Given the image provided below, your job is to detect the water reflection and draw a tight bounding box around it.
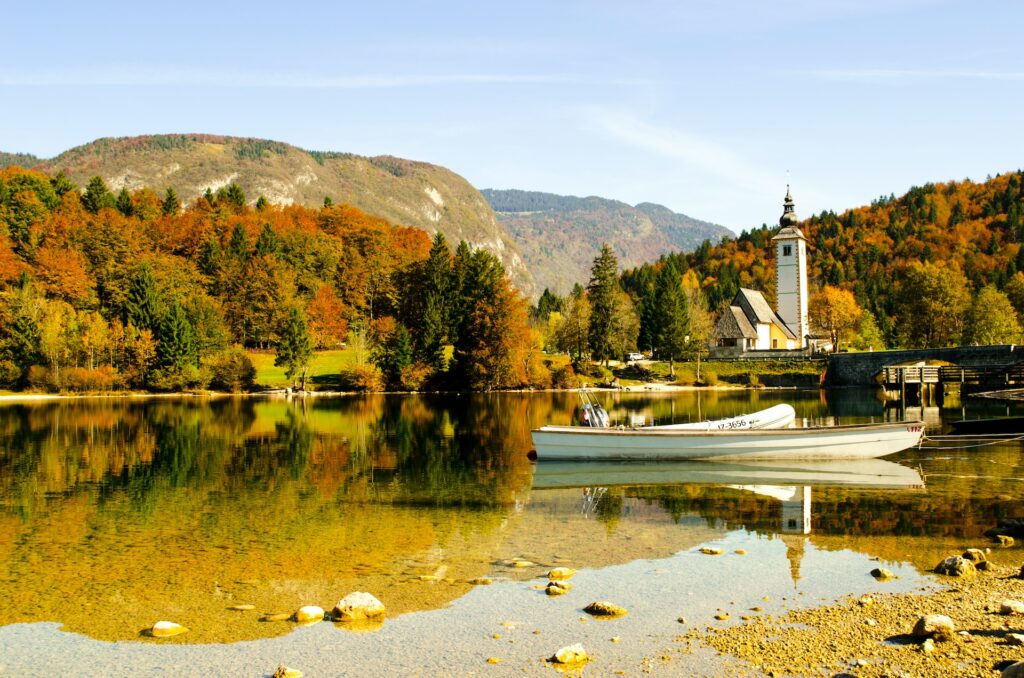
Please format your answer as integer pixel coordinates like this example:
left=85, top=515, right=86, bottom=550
left=0, top=390, right=1022, bottom=643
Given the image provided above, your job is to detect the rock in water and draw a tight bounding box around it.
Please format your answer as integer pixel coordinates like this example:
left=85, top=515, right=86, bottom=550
left=550, top=643, right=588, bottom=665
left=150, top=621, right=188, bottom=638
left=961, top=548, right=987, bottom=563
left=1000, top=600, right=1024, bottom=615
left=548, top=567, right=576, bottom=580
left=699, top=547, right=724, bottom=555
left=260, top=613, right=292, bottom=622
left=1004, top=661, right=1024, bottom=678
left=870, top=567, right=894, bottom=580
left=583, top=601, right=628, bottom=617
left=911, top=614, right=955, bottom=642
left=1006, top=634, right=1024, bottom=647
left=997, top=535, right=1015, bottom=546
left=273, top=666, right=303, bottom=678
left=228, top=604, right=255, bottom=611
left=546, top=581, right=572, bottom=596
left=468, top=578, right=492, bottom=585
left=332, top=592, right=386, bottom=621
left=293, top=606, right=325, bottom=623
left=934, top=555, right=977, bottom=577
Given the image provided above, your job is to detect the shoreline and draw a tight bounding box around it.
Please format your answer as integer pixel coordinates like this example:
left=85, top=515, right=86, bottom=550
left=0, top=381, right=797, bottom=403
left=678, top=556, right=1024, bottom=677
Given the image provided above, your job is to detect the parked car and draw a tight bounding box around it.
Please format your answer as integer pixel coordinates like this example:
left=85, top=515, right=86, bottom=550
left=626, top=352, right=644, bottom=362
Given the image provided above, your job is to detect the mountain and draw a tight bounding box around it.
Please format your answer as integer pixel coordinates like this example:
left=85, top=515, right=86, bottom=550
left=481, top=188, right=732, bottom=295
left=0, top=135, right=533, bottom=295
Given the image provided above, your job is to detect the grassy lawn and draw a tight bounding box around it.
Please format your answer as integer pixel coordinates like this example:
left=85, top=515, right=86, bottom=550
left=249, top=349, right=358, bottom=388
left=643, top=359, right=825, bottom=385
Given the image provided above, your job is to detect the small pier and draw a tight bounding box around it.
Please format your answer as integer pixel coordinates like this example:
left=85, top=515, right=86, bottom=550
left=880, top=364, right=1024, bottom=403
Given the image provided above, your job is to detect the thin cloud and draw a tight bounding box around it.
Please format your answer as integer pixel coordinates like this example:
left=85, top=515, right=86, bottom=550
left=579, top=108, right=780, bottom=196
left=809, top=68, right=1024, bottom=83
left=0, top=68, right=573, bottom=88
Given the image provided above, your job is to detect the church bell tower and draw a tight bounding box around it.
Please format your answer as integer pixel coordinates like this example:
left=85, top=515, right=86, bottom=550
left=772, top=187, right=808, bottom=348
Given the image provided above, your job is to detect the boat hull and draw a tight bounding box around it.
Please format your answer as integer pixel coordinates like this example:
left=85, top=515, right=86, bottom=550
left=531, top=458, right=925, bottom=489
left=643, top=403, right=795, bottom=430
left=530, top=422, right=924, bottom=461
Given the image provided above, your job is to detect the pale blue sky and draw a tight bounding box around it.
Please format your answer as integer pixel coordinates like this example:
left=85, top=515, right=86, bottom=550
left=3, top=0, right=1022, bottom=232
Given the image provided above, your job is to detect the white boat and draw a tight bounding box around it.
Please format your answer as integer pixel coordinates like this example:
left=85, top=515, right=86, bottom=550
left=644, top=403, right=795, bottom=431
left=531, top=458, right=925, bottom=489
left=530, top=420, right=925, bottom=461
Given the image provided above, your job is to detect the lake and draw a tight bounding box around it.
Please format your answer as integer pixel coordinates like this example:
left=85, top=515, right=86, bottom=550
left=1, top=389, right=1022, bottom=676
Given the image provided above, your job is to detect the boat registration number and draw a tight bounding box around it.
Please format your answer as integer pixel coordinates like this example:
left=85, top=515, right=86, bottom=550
left=906, top=425, right=923, bottom=433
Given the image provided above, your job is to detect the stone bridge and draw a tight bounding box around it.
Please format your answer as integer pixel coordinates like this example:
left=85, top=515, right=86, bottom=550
left=825, top=345, right=1024, bottom=386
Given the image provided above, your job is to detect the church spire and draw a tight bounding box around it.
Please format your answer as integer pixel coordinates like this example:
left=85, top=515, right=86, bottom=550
left=779, top=185, right=798, bottom=228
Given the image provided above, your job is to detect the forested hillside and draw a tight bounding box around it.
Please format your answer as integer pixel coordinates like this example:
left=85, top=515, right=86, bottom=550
left=0, top=135, right=534, bottom=295
left=621, top=171, right=1024, bottom=349
left=483, top=188, right=730, bottom=297
left=0, top=167, right=544, bottom=392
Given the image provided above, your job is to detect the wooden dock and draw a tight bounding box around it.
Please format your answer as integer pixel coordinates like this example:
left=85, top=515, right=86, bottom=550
left=880, top=363, right=1024, bottom=402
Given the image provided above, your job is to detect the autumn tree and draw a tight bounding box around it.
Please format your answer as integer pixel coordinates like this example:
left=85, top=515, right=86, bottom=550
left=966, top=286, right=1022, bottom=345
left=306, top=285, right=348, bottom=349
left=554, top=287, right=591, bottom=364
left=894, top=262, right=971, bottom=347
left=809, top=286, right=863, bottom=351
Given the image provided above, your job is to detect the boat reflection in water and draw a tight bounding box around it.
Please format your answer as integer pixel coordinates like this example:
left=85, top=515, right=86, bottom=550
left=532, top=458, right=926, bottom=533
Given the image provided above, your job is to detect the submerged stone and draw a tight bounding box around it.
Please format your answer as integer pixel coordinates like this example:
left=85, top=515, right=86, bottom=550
left=332, top=592, right=386, bottom=621
left=273, top=666, right=303, bottom=678
left=150, top=621, right=188, bottom=638
left=583, top=601, right=627, bottom=617
left=870, top=567, right=894, bottom=580
left=934, top=556, right=976, bottom=577
left=546, top=581, right=572, bottom=596
left=260, top=613, right=292, bottom=622
left=550, top=643, right=588, bottom=665
left=293, top=606, right=325, bottom=623
left=548, top=567, right=576, bottom=580
left=699, top=547, right=724, bottom=555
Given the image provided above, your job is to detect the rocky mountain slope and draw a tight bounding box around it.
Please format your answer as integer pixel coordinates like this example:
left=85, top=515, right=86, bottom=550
left=1, top=135, right=534, bottom=295
left=482, top=189, right=732, bottom=295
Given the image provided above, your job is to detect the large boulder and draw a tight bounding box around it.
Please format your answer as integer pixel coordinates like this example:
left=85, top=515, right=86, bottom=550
left=911, top=614, right=955, bottom=642
left=332, top=592, right=386, bottom=621
left=961, top=548, right=987, bottom=563
left=934, top=556, right=977, bottom=577
left=1004, top=661, right=1024, bottom=678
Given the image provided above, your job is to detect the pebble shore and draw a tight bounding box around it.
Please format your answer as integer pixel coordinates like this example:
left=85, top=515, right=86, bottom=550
left=679, top=557, right=1024, bottom=677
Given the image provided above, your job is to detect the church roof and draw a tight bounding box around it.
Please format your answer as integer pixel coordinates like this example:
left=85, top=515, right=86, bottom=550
left=735, top=288, right=797, bottom=340
left=713, top=305, right=758, bottom=340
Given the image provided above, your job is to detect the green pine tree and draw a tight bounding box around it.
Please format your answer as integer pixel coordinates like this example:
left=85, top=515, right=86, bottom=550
left=115, top=188, right=134, bottom=217
left=254, top=223, right=279, bottom=256
left=653, top=262, right=689, bottom=377
left=81, top=176, right=114, bottom=214
left=157, top=302, right=198, bottom=370
left=587, top=243, right=621, bottom=365
left=125, top=264, right=162, bottom=332
left=274, top=307, right=313, bottom=389
left=162, top=187, right=180, bottom=216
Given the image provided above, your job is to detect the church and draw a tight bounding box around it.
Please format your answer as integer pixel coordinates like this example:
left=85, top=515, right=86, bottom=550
left=711, top=188, right=811, bottom=356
